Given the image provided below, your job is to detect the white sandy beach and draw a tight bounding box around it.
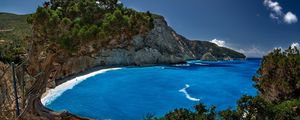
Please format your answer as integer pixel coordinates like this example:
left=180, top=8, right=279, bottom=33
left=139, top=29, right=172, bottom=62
left=41, top=68, right=121, bottom=105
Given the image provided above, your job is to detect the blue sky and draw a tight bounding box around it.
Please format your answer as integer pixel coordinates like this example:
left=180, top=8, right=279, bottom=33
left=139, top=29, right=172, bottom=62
left=0, top=0, right=299, bottom=57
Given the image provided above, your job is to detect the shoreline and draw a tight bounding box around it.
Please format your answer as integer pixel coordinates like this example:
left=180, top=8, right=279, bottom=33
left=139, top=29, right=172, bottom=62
left=54, top=58, right=250, bottom=86
left=41, top=58, right=248, bottom=103
left=41, top=63, right=183, bottom=102
left=39, top=58, right=250, bottom=120
left=41, top=67, right=122, bottom=105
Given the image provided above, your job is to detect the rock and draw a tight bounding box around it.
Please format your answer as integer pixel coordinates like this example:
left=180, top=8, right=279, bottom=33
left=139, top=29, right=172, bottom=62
left=223, top=56, right=233, bottom=61
left=134, top=48, right=161, bottom=65
left=201, top=52, right=217, bottom=61
left=44, top=16, right=246, bottom=83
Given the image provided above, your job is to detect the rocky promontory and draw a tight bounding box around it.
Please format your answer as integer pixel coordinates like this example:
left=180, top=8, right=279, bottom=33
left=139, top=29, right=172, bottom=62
left=46, top=16, right=245, bottom=85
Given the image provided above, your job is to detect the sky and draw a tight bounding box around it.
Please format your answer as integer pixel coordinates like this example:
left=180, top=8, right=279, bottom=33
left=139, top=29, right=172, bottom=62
left=0, top=0, right=299, bottom=57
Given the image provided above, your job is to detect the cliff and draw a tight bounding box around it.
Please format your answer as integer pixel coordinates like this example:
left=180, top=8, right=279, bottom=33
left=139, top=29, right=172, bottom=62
left=43, top=16, right=246, bottom=86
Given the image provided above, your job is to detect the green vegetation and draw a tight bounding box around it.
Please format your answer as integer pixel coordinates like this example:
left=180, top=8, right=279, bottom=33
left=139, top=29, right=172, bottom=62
left=253, top=47, right=300, bottom=102
left=145, top=103, right=216, bottom=120
left=0, top=0, right=155, bottom=62
left=0, top=13, right=29, bottom=63
left=151, top=47, right=300, bottom=120
left=28, top=0, right=154, bottom=52
left=186, top=41, right=246, bottom=60
left=0, top=13, right=30, bottom=41
left=211, top=47, right=245, bottom=59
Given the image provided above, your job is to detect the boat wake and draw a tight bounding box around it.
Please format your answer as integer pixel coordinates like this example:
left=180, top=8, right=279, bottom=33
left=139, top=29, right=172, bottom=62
left=179, top=84, right=200, bottom=102
left=41, top=68, right=122, bottom=106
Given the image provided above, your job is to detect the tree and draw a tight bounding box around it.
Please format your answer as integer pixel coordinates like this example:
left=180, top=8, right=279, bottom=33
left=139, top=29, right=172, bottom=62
left=253, top=47, right=300, bottom=102
left=237, top=95, right=273, bottom=120
left=164, top=108, right=196, bottom=120
left=220, top=109, right=239, bottom=120
left=96, top=0, right=119, bottom=10
left=195, top=103, right=207, bottom=114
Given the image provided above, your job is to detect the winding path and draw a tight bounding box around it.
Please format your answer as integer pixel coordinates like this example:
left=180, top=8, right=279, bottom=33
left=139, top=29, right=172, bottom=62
left=0, top=28, right=14, bottom=32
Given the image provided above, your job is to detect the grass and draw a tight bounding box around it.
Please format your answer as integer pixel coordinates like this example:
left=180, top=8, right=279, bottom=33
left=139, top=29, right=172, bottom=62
left=0, top=12, right=30, bottom=43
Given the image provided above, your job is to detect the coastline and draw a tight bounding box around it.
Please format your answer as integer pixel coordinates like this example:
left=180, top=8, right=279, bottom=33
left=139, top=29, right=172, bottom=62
left=39, top=58, right=250, bottom=120
left=41, top=58, right=248, bottom=102
left=40, top=63, right=182, bottom=103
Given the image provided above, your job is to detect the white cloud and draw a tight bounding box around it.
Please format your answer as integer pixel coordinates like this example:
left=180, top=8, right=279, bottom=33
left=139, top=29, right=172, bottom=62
left=273, top=46, right=283, bottom=50
left=271, top=47, right=285, bottom=53
left=264, top=0, right=283, bottom=15
left=238, top=47, right=266, bottom=58
left=209, top=39, right=266, bottom=57
left=291, top=42, right=300, bottom=49
left=269, top=43, right=299, bottom=53
left=263, top=0, right=298, bottom=24
left=284, top=12, right=298, bottom=24
left=270, top=13, right=279, bottom=20
left=210, top=39, right=226, bottom=47
left=208, top=40, right=298, bottom=58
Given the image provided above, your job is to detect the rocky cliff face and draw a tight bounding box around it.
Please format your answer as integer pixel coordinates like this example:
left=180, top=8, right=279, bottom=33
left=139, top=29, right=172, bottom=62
left=91, top=17, right=245, bottom=66
left=47, top=17, right=195, bottom=84
left=47, top=16, right=246, bottom=85
left=90, top=17, right=195, bottom=66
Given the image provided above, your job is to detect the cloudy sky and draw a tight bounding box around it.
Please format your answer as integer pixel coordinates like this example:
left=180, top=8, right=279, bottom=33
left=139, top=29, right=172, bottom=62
left=1, top=0, right=299, bottom=57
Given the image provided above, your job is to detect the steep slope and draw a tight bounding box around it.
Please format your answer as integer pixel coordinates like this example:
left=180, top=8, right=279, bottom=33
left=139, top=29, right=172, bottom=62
left=0, top=13, right=30, bottom=63
left=0, top=12, right=31, bottom=41
left=38, top=15, right=246, bottom=84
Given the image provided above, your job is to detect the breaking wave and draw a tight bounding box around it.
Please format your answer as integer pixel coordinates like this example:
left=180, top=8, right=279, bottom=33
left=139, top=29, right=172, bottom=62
left=179, top=84, right=200, bottom=102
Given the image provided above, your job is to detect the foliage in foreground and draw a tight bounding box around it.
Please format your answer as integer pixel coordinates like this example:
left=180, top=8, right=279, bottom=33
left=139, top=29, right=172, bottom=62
left=149, top=47, right=300, bottom=120
left=253, top=47, right=300, bottom=102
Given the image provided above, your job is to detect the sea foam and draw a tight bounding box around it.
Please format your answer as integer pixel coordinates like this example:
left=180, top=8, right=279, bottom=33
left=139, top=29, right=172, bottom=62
left=179, top=84, right=200, bottom=102
left=194, top=63, right=209, bottom=66
left=41, top=68, right=122, bottom=105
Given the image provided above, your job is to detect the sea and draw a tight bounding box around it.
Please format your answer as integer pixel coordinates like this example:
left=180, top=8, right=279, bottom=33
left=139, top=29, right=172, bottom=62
left=42, top=58, right=261, bottom=120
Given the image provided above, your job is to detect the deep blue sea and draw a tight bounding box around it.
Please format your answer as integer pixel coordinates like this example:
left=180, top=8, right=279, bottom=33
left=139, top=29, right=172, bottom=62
left=44, top=59, right=261, bottom=120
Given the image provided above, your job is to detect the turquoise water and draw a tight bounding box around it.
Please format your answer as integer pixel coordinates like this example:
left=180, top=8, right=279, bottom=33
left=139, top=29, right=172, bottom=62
left=45, top=59, right=260, bottom=120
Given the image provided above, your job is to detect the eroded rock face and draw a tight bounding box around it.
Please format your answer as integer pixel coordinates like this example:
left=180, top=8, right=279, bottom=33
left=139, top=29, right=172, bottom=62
left=47, top=17, right=246, bottom=85
left=48, top=17, right=193, bottom=79
left=90, top=18, right=195, bottom=66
